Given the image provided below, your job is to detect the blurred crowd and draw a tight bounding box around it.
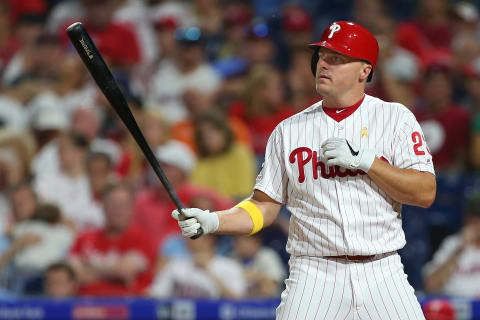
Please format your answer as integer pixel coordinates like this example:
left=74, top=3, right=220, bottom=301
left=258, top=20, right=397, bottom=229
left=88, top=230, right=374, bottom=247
left=1, top=0, right=480, bottom=301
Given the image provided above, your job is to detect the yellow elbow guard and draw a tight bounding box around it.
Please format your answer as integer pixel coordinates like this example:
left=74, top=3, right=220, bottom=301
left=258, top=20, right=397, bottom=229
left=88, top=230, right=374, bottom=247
left=235, top=200, right=264, bottom=235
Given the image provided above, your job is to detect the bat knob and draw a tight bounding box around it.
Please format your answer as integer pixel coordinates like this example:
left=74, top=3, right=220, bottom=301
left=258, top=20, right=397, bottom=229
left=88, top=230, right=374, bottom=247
left=190, top=229, right=204, bottom=239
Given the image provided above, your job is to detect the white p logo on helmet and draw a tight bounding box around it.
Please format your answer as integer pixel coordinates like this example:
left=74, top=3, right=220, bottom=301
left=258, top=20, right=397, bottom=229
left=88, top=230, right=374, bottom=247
left=328, top=23, right=341, bottom=39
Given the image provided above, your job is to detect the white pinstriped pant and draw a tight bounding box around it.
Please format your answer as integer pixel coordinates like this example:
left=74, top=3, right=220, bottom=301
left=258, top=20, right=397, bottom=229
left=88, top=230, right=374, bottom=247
left=276, top=252, right=425, bottom=320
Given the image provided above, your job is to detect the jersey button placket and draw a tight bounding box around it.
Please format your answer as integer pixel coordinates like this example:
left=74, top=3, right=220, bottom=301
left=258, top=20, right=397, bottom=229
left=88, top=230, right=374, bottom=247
left=334, top=121, right=350, bottom=251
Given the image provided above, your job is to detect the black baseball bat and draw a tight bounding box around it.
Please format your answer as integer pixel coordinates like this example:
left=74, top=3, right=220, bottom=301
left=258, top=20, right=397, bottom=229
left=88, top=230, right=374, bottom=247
left=66, top=22, right=202, bottom=239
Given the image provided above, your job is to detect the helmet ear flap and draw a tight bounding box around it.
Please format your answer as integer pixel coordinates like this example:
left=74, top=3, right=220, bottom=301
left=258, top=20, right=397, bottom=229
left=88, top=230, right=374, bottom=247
left=311, top=48, right=319, bottom=77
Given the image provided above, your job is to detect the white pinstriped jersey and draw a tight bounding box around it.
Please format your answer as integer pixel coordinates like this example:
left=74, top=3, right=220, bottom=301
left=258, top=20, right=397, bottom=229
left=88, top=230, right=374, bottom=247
left=255, top=94, right=435, bottom=257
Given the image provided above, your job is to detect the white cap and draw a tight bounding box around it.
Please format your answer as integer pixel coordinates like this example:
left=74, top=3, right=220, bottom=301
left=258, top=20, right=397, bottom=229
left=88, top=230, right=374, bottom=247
left=454, top=2, right=479, bottom=22
left=29, top=93, right=68, bottom=130
left=384, top=48, right=418, bottom=82
left=155, top=141, right=196, bottom=174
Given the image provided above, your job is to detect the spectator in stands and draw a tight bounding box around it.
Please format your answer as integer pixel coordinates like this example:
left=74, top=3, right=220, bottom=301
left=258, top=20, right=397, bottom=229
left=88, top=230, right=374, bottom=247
left=217, top=2, right=251, bottom=59
left=463, top=58, right=480, bottom=170
left=451, top=32, right=480, bottom=78
left=152, top=16, right=179, bottom=65
left=149, top=234, right=246, bottom=299
left=170, top=82, right=251, bottom=154
left=114, top=0, right=157, bottom=69
left=282, top=4, right=314, bottom=50
left=43, top=261, right=77, bottom=298
left=52, top=54, right=93, bottom=117
left=8, top=38, right=83, bottom=126
left=451, top=1, right=479, bottom=35
left=0, top=132, right=32, bottom=196
left=71, top=106, right=122, bottom=172
left=6, top=33, right=64, bottom=92
left=191, top=111, right=256, bottom=200
left=424, top=193, right=480, bottom=296
left=59, top=0, right=140, bottom=70
left=367, top=15, right=419, bottom=108
left=29, top=96, right=68, bottom=179
left=0, top=81, right=38, bottom=131
left=243, top=21, right=276, bottom=68
left=69, top=182, right=156, bottom=296
left=127, top=108, right=171, bottom=183
left=229, top=64, right=295, bottom=159
left=0, top=203, right=74, bottom=295
left=7, top=0, right=46, bottom=26
left=352, top=0, right=388, bottom=33
left=396, top=0, right=453, bottom=64
left=34, top=131, right=104, bottom=230
left=0, top=2, right=20, bottom=81
left=192, top=0, right=222, bottom=37
left=413, top=61, right=471, bottom=171
left=134, top=141, right=196, bottom=251
left=286, top=46, right=319, bottom=110
left=86, top=151, right=116, bottom=219
left=233, top=234, right=286, bottom=297
left=146, top=26, right=221, bottom=123
left=2, top=13, right=46, bottom=86
left=5, top=181, right=38, bottom=236
left=160, top=187, right=234, bottom=266
left=213, top=57, right=249, bottom=110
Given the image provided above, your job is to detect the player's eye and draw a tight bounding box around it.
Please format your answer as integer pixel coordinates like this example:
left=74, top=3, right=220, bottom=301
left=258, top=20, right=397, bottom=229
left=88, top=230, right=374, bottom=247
left=318, top=52, right=347, bottom=65
left=325, top=56, right=342, bottom=65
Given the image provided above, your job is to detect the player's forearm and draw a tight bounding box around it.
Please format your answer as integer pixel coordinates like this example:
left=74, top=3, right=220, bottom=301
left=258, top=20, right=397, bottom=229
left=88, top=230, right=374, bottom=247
left=367, top=158, right=436, bottom=208
left=216, top=193, right=281, bottom=235
left=216, top=204, right=275, bottom=235
left=215, top=207, right=256, bottom=235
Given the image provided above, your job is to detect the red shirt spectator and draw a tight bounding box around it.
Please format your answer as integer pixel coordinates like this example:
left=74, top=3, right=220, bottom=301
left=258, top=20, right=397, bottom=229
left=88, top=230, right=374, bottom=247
left=69, top=182, right=156, bottom=297
left=414, top=104, right=470, bottom=171
left=59, top=0, right=140, bottom=67
left=396, top=21, right=452, bottom=61
left=229, top=100, right=295, bottom=155
left=60, top=21, right=140, bottom=67
left=133, top=141, right=233, bottom=250
left=5, top=0, right=46, bottom=24
left=134, top=183, right=233, bottom=251
left=413, top=63, right=471, bottom=170
left=230, top=65, right=296, bottom=155
left=171, top=116, right=251, bottom=154
left=70, top=224, right=156, bottom=296
left=396, top=0, right=453, bottom=64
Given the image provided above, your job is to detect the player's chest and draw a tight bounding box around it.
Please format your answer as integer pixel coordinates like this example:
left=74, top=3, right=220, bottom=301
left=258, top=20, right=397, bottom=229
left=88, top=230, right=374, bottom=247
left=282, top=113, right=394, bottom=182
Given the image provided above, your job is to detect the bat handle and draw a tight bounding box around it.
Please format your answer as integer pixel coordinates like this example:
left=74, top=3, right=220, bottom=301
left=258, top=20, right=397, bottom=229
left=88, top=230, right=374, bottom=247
left=177, top=208, right=204, bottom=239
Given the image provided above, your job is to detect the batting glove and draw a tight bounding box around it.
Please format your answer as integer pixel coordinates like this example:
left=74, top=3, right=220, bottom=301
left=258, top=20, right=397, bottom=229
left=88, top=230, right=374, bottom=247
left=321, top=138, right=376, bottom=173
left=171, top=208, right=219, bottom=238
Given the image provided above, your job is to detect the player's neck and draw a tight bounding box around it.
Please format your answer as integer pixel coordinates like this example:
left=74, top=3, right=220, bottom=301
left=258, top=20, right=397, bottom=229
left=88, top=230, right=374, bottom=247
left=322, top=91, right=365, bottom=109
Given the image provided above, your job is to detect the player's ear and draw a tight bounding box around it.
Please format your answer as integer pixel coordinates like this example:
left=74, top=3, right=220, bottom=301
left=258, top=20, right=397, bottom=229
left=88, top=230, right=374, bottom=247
left=358, top=63, right=372, bottom=82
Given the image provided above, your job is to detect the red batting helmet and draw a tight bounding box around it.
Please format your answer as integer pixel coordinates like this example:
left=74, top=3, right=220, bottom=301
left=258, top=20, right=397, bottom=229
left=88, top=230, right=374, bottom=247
left=309, top=21, right=379, bottom=81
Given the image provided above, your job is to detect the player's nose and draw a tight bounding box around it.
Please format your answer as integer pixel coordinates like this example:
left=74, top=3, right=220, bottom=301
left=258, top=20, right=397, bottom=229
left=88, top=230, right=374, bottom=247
left=316, top=58, right=330, bottom=74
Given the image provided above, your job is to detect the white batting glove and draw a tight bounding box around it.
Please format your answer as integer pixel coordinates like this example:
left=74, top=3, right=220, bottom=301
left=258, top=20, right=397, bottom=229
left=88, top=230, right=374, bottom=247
left=321, top=138, right=376, bottom=173
left=171, top=208, right=219, bottom=238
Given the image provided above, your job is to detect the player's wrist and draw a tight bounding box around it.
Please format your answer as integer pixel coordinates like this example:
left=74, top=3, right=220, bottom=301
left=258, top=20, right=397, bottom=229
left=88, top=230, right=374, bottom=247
left=202, top=210, right=219, bottom=234
left=359, top=148, right=376, bottom=173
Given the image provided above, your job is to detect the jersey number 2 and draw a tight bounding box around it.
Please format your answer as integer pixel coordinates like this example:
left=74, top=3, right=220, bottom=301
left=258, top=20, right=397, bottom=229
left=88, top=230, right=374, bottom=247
left=412, top=132, right=425, bottom=155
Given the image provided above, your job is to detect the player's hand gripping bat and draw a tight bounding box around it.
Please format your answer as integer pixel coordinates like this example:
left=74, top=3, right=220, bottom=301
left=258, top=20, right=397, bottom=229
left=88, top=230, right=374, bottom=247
left=66, top=22, right=202, bottom=239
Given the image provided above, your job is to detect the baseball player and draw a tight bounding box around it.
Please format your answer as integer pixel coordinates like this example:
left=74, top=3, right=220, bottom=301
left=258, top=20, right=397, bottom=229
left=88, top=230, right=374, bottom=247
left=172, top=21, right=436, bottom=319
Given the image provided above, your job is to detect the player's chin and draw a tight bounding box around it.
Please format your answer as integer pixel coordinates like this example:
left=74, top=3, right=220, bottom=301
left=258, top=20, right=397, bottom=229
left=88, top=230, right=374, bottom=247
left=315, top=82, right=331, bottom=94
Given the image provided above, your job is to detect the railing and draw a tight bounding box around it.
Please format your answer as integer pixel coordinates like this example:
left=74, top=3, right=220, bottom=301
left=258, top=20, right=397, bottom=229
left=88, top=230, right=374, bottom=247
left=0, top=296, right=477, bottom=320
